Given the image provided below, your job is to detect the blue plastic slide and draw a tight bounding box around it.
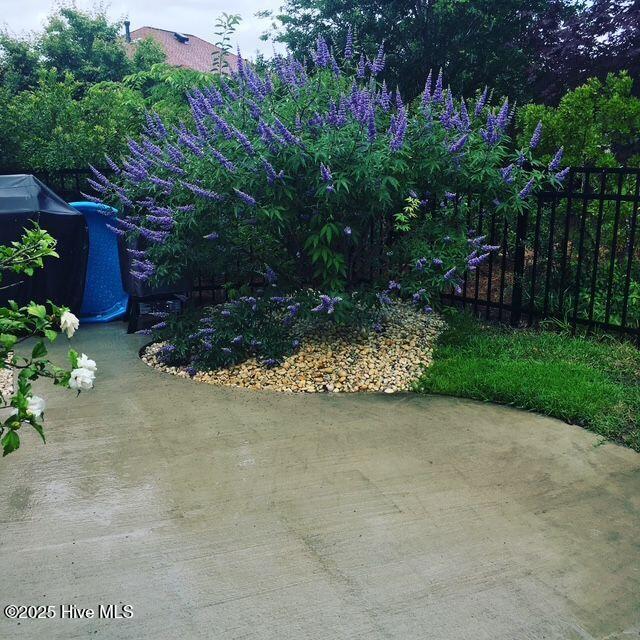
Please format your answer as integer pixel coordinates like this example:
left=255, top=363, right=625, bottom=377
left=70, top=202, right=129, bottom=323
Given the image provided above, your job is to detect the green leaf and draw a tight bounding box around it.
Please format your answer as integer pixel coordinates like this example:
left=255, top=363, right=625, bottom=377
left=0, top=333, right=17, bottom=349
left=31, top=341, right=47, bottom=359
left=27, top=304, right=46, bottom=319
left=31, top=421, right=46, bottom=444
left=1, top=430, right=20, bottom=456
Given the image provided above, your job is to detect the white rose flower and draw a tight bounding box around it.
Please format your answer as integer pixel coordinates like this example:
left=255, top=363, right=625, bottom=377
left=60, top=311, right=80, bottom=338
left=26, top=395, right=46, bottom=418
left=69, top=367, right=95, bottom=390
left=77, top=353, right=97, bottom=373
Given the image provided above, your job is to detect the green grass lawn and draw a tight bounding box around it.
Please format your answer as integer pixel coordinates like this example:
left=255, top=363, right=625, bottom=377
left=414, top=313, right=640, bottom=451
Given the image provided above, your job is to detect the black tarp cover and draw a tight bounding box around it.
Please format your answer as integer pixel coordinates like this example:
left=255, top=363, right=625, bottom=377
left=0, top=175, right=89, bottom=311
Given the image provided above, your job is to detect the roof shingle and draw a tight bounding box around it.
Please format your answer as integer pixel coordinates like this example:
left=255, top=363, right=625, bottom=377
left=125, top=26, right=238, bottom=74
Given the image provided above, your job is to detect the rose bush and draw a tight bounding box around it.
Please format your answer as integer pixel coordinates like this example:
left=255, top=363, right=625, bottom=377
left=0, top=226, right=97, bottom=456
left=91, top=31, right=565, bottom=370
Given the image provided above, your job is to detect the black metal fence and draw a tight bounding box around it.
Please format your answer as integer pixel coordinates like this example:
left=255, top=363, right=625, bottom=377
left=441, top=167, right=640, bottom=342
left=4, top=166, right=640, bottom=341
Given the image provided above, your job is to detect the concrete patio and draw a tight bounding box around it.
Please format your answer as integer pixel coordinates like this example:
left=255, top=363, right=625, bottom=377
left=1, top=323, right=638, bottom=639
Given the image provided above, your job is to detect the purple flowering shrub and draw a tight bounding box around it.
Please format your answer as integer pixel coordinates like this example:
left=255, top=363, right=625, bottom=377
left=90, top=31, right=566, bottom=369
left=156, top=295, right=302, bottom=370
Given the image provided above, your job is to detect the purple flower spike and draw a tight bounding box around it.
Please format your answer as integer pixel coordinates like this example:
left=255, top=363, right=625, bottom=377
left=415, top=257, right=428, bottom=271
left=460, top=100, right=471, bottom=130
left=204, top=231, right=220, bottom=240
left=555, top=167, right=570, bottom=183
left=433, top=69, right=444, bottom=104
left=530, top=121, right=543, bottom=149
left=387, top=280, right=401, bottom=292
left=412, top=288, right=426, bottom=304
left=265, top=266, right=278, bottom=284
left=474, top=87, right=489, bottom=117
left=449, top=133, right=469, bottom=154
left=389, top=106, right=408, bottom=152
left=330, top=55, right=341, bottom=77
left=444, top=267, right=457, bottom=281
left=548, top=147, right=564, bottom=172
left=422, top=70, right=433, bottom=109
left=379, top=81, right=391, bottom=111
left=497, top=99, right=509, bottom=129
left=320, top=163, right=333, bottom=186
left=518, top=177, right=535, bottom=200
left=211, top=148, right=237, bottom=172
left=273, top=117, right=299, bottom=146
left=311, top=295, right=342, bottom=314
left=80, top=192, right=106, bottom=205
left=468, top=252, right=491, bottom=268
left=105, top=224, right=125, bottom=237
left=500, top=164, right=514, bottom=185
left=344, top=26, right=354, bottom=60
left=233, top=189, right=257, bottom=207
left=315, top=36, right=331, bottom=68
left=182, top=182, right=225, bottom=202
left=262, top=158, right=280, bottom=184
left=370, top=42, right=385, bottom=75
left=357, top=54, right=367, bottom=79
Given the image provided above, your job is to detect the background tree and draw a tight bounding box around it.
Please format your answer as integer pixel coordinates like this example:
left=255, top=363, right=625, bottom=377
left=0, top=70, right=145, bottom=171
left=38, top=6, right=131, bottom=84
left=531, top=0, right=640, bottom=103
left=122, top=64, right=215, bottom=124
left=0, top=32, right=42, bottom=94
left=260, top=0, right=577, bottom=102
left=131, top=36, right=167, bottom=73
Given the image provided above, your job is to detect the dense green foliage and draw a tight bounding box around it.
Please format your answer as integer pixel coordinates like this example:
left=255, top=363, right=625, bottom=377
left=1, top=4, right=635, bottom=174
left=0, top=71, right=146, bottom=171
left=263, top=0, right=639, bottom=105
left=0, top=6, right=227, bottom=172
left=0, top=32, right=41, bottom=94
left=38, top=7, right=132, bottom=84
left=131, top=37, right=167, bottom=73
left=98, top=45, right=560, bottom=292
left=260, top=0, right=571, bottom=103
left=518, top=72, right=640, bottom=167
left=415, top=313, right=640, bottom=450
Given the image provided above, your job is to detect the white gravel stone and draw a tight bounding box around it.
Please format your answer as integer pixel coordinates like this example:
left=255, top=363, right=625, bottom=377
left=142, top=303, right=446, bottom=394
left=0, top=354, right=14, bottom=401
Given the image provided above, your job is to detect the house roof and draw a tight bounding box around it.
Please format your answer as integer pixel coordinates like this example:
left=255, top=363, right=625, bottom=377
left=125, top=26, right=239, bottom=74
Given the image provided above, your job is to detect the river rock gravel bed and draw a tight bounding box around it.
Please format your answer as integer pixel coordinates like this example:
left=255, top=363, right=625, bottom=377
left=1, top=354, right=14, bottom=400
left=142, top=304, right=446, bottom=394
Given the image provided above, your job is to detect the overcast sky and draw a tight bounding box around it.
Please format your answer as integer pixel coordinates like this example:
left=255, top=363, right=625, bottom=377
left=0, top=0, right=285, bottom=58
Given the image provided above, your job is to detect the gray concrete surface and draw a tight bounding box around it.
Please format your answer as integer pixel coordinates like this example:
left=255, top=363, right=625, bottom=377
left=0, top=323, right=639, bottom=640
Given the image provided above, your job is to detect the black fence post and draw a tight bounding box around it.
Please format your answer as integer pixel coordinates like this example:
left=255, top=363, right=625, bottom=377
left=510, top=209, right=529, bottom=327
